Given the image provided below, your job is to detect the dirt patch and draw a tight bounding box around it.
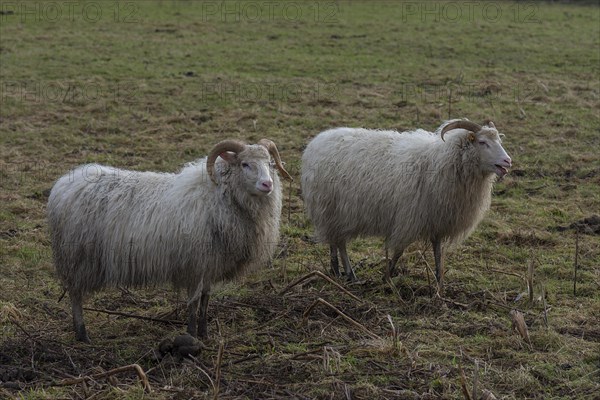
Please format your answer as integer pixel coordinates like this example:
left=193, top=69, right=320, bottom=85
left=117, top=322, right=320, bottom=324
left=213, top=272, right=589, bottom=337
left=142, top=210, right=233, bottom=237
left=554, top=215, right=600, bottom=235
left=498, top=230, right=557, bottom=247
left=0, top=228, right=19, bottom=238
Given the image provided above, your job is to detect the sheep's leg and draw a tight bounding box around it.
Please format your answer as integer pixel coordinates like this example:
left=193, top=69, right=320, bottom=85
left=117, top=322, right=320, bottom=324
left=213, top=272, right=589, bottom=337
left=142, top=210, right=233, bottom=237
left=432, top=239, right=444, bottom=293
left=71, top=292, right=90, bottom=343
left=187, top=296, right=200, bottom=337
left=329, top=244, right=340, bottom=277
left=338, top=242, right=357, bottom=282
left=197, top=291, right=210, bottom=339
left=385, top=250, right=403, bottom=281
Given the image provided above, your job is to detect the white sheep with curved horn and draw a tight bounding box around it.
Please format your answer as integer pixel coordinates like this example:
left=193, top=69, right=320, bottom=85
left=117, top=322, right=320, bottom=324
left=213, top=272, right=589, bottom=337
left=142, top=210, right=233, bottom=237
left=301, top=119, right=511, bottom=290
left=48, top=139, right=292, bottom=342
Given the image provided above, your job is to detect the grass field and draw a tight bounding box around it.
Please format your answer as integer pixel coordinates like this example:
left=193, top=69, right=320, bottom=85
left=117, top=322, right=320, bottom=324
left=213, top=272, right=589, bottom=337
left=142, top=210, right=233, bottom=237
left=1, top=1, right=599, bottom=398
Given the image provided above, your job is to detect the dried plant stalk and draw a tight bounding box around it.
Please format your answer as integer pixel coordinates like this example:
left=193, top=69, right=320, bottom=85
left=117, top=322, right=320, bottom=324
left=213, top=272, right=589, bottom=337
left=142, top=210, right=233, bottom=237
left=527, top=258, right=534, bottom=303
left=510, top=309, right=532, bottom=348
left=472, top=360, right=479, bottom=400
left=573, top=230, right=579, bottom=297
left=213, top=340, right=224, bottom=400
left=481, top=389, right=498, bottom=399
left=458, top=363, right=472, bottom=400
left=303, top=297, right=380, bottom=340
left=280, top=270, right=362, bottom=302
left=58, top=364, right=151, bottom=393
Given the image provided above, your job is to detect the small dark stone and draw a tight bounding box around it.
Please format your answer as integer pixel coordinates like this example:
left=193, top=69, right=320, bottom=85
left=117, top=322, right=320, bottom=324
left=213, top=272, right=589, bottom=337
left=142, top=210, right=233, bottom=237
left=176, top=345, right=201, bottom=358
left=158, top=338, right=173, bottom=356
left=172, top=334, right=201, bottom=358
left=173, top=333, right=198, bottom=348
left=554, top=214, right=600, bottom=235
left=159, top=334, right=203, bottom=360
left=21, top=369, right=36, bottom=381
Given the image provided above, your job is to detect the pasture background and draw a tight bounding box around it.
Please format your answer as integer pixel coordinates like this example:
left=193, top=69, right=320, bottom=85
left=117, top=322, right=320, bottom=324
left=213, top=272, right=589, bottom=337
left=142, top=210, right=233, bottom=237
left=1, top=1, right=599, bottom=399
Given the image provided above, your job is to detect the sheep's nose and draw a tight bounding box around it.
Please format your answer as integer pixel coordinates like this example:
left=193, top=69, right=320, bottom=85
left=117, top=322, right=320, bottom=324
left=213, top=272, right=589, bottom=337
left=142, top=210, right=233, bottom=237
left=260, top=180, right=273, bottom=192
left=505, top=156, right=512, bottom=167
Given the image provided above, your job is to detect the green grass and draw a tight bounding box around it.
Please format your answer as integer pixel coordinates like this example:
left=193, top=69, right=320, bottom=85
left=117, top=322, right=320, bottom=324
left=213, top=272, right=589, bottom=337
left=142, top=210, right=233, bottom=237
left=1, top=1, right=599, bottom=399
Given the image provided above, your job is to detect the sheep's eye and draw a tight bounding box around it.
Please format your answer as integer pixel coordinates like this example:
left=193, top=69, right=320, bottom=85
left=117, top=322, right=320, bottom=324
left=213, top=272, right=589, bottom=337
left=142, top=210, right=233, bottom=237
left=241, top=162, right=251, bottom=169
left=479, top=141, right=489, bottom=147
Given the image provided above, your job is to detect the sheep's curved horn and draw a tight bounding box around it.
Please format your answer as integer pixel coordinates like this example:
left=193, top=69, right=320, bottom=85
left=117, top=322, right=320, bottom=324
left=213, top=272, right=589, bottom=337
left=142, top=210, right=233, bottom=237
left=258, top=139, right=293, bottom=181
left=206, top=140, right=246, bottom=184
left=440, top=120, right=482, bottom=142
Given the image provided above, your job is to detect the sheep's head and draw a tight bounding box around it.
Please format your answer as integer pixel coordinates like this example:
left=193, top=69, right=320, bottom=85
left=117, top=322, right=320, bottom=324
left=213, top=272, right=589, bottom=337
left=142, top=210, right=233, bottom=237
left=206, top=139, right=292, bottom=195
left=441, top=120, right=512, bottom=178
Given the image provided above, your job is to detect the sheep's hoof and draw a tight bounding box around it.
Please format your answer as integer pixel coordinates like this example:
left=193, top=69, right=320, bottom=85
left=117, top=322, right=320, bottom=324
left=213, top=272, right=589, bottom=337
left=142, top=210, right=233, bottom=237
left=383, top=270, right=400, bottom=283
left=74, top=325, right=91, bottom=343
left=346, top=271, right=358, bottom=283
left=76, top=333, right=91, bottom=344
left=187, top=325, right=205, bottom=339
left=197, top=325, right=208, bottom=340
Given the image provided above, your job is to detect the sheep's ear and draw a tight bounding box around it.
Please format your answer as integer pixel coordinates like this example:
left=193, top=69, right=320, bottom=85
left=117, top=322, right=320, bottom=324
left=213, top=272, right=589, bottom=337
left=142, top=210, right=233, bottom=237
left=219, top=151, right=237, bottom=163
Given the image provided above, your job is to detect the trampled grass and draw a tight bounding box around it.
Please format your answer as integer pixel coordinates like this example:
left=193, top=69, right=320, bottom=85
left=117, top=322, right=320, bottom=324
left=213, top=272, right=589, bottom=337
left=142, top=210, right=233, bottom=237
left=1, top=1, right=599, bottom=399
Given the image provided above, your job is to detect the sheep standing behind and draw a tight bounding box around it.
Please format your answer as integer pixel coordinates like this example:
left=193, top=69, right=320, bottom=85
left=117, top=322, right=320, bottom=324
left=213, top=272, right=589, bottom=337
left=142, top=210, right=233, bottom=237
left=48, top=139, right=292, bottom=342
left=301, top=120, right=512, bottom=290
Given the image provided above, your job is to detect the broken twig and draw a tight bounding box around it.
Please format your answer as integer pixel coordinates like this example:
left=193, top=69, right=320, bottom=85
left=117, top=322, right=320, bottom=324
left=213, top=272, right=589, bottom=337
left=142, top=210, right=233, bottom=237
left=83, top=307, right=183, bottom=325
left=303, top=298, right=380, bottom=340
left=190, top=356, right=216, bottom=393
left=489, top=268, right=525, bottom=281
left=437, top=295, right=469, bottom=309
left=458, top=363, right=472, bottom=400
left=417, top=250, right=439, bottom=297
left=527, top=257, right=534, bottom=304
left=510, top=309, right=532, bottom=349
left=472, top=360, right=479, bottom=400
left=573, top=230, right=579, bottom=297
left=213, top=340, right=224, bottom=400
left=57, top=364, right=151, bottom=393
left=280, top=270, right=362, bottom=302
left=481, top=389, right=498, bottom=399
left=541, top=285, right=549, bottom=328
